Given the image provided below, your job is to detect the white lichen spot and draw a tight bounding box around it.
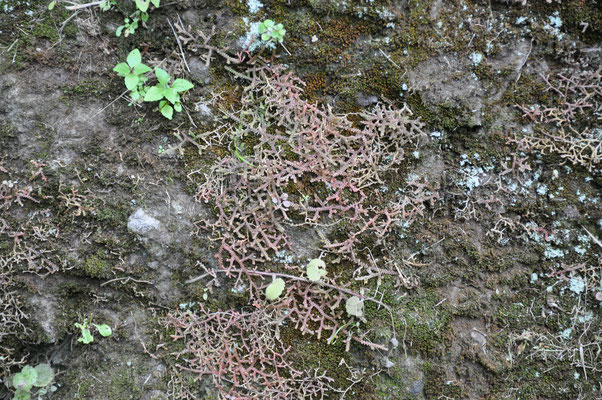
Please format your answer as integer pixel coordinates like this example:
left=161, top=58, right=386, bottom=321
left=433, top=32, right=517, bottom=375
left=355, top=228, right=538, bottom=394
left=568, top=276, right=585, bottom=294
left=247, top=0, right=263, bottom=13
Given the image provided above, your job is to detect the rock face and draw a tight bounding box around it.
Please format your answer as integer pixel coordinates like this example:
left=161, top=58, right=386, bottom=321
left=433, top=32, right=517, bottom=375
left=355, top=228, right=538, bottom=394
left=127, top=208, right=161, bottom=236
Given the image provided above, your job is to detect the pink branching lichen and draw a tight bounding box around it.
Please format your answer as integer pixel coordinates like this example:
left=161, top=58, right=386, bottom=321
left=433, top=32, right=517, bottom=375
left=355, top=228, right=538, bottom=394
left=192, top=64, right=430, bottom=277
left=516, top=67, right=602, bottom=172
left=164, top=303, right=333, bottom=400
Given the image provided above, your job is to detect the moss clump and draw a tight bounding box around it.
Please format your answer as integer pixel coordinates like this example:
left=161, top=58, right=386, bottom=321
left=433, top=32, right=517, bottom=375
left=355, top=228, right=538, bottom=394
left=107, top=363, right=143, bottom=400
left=83, top=251, right=111, bottom=279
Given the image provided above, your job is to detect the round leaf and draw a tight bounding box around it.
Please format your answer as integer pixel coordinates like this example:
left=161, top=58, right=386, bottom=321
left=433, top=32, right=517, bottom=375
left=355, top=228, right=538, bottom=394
left=126, top=49, right=142, bottom=68
left=345, top=296, right=364, bottom=318
left=14, top=390, right=31, bottom=400
left=13, top=366, right=37, bottom=391
left=264, top=19, right=274, bottom=27
left=265, top=278, right=285, bottom=300
left=33, top=364, right=54, bottom=387
left=48, top=1, right=55, bottom=10
left=257, top=24, right=266, bottom=34
left=306, top=259, right=326, bottom=282
left=155, top=67, right=170, bottom=85
left=93, top=324, right=112, bottom=337
left=261, top=33, right=270, bottom=41
left=113, top=62, right=131, bottom=77
left=174, top=102, right=182, bottom=112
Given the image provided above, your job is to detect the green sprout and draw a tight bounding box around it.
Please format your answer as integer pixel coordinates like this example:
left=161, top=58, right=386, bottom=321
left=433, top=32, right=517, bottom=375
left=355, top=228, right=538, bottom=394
left=143, top=67, right=194, bottom=120
left=116, top=0, right=160, bottom=37
left=75, top=318, right=112, bottom=344
left=8, top=364, right=56, bottom=400
left=258, top=19, right=286, bottom=43
left=114, top=49, right=194, bottom=119
left=113, top=48, right=151, bottom=102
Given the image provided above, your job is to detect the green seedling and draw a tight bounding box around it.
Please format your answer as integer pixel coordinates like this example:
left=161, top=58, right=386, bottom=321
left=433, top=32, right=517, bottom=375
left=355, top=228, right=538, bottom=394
left=143, top=67, right=194, bottom=119
left=75, top=318, right=112, bottom=344
left=258, top=19, right=286, bottom=43
left=8, top=364, right=56, bottom=400
left=113, top=48, right=151, bottom=102
left=116, top=0, right=160, bottom=37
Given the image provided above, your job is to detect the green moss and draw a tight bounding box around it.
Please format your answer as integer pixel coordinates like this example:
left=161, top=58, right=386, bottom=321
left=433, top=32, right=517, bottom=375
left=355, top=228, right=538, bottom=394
left=83, top=251, right=112, bottom=279
left=389, top=291, right=451, bottom=355
left=108, top=364, right=142, bottom=400
left=63, top=80, right=105, bottom=99
left=279, top=327, right=377, bottom=398
left=422, top=361, right=463, bottom=398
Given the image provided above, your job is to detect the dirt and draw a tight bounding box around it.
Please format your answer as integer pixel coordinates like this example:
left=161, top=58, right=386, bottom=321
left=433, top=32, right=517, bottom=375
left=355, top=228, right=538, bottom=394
left=0, top=0, right=601, bottom=399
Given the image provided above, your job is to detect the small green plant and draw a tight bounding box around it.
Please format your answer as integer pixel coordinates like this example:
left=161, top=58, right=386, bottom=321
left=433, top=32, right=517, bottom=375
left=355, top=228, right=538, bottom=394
left=257, top=19, right=286, bottom=44
left=113, top=48, right=151, bottom=102
left=143, top=67, right=194, bottom=119
left=48, top=0, right=157, bottom=37
left=114, top=49, right=194, bottom=119
left=75, top=318, right=112, bottom=344
left=117, top=0, right=160, bottom=37
left=6, top=364, right=56, bottom=400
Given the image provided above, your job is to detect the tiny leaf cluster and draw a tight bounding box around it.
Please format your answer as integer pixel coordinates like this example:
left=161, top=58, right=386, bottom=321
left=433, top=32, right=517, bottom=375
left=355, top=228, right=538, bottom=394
left=48, top=0, right=159, bottom=37
left=8, top=364, right=56, bottom=400
left=257, top=19, right=286, bottom=43
left=113, top=49, right=151, bottom=102
left=114, top=49, right=194, bottom=119
left=75, top=318, right=112, bottom=344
